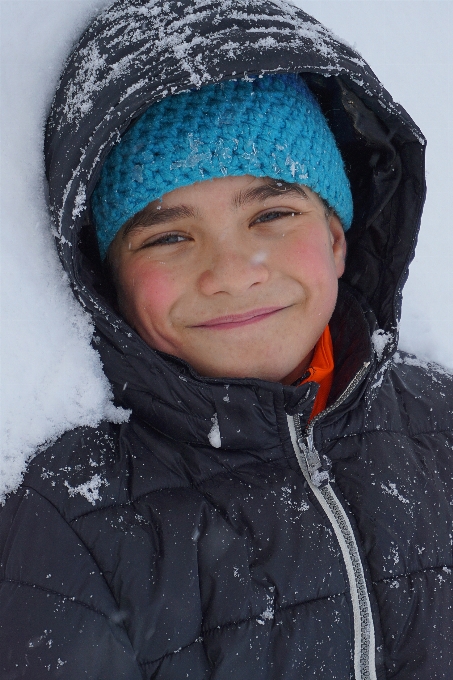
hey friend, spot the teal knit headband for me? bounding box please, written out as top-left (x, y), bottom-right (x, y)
top-left (92, 74), bottom-right (353, 260)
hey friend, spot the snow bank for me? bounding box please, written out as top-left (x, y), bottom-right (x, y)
top-left (0, 0), bottom-right (121, 501)
top-left (1, 0), bottom-right (452, 501)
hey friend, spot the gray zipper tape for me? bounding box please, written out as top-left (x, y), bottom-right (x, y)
top-left (287, 414), bottom-right (377, 680)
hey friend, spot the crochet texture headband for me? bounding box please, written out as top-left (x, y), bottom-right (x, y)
top-left (92, 74), bottom-right (353, 260)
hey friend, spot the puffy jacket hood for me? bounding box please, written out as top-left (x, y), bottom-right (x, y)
top-left (44, 0), bottom-right (426, 408)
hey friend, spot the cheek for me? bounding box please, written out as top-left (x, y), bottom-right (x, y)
top-left (119, 262), bottom-right (181, 328)
top-left (279, 237), bottom-right (336, 286)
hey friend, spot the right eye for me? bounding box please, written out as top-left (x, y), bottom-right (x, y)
top-left (142, 232), bottom-right (190, 248)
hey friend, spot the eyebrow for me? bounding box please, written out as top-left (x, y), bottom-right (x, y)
top-left (121, 180), bottom-right (308, 238)
top-left (122, 204), bottom-right (196, 238)
top-left (232, 180), bottom-right (308, 208)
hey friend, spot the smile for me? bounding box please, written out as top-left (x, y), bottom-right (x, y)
top-left (194, 306), bottom-right (287, 330)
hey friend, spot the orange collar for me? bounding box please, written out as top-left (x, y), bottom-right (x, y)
top-left (300, 325), bottom-right (334, 420)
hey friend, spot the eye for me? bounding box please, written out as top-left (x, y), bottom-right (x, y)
top-left (253, 210), bottom-right (301, 225)
top-left (142, 232), bottom-right (190, 248)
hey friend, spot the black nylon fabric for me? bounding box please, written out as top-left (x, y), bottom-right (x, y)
top-left (1, 1), bottom-right (453, 678)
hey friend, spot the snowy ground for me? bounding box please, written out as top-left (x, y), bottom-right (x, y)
top-left (1, 0), bottom-right (452, 501)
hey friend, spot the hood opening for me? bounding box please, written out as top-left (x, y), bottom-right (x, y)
top-left (44, 0), bottom-right (426, 396)
top-left (76, 70), bottom-right (421, 338)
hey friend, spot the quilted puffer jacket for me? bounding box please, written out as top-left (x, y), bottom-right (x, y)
top-left (1, 1), bottom-right (452, 679)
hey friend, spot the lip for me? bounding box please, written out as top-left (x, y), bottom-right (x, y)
top-left (194, 306), bottom-right (287, 330)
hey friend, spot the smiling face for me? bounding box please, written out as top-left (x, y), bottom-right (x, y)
top-left (108, 175), bottom-right (346, 383)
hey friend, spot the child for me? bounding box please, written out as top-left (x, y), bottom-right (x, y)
top-left (1, 1), bottom-right (452, 679)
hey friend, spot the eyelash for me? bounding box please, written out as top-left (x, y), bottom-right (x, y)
top-left (253, 209), bottom-right (300, 224)
top-left (143, 232), bottom-right (189, 248)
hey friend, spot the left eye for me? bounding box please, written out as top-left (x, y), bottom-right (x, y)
top-left (254, 210), bottom-right (297, 224)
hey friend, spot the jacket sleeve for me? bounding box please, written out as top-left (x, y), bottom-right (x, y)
top-left (0, 487), bottom-right (142, 680)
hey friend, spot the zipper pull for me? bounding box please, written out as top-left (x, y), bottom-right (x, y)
top-left (297, 430), bottom-right (330, 488)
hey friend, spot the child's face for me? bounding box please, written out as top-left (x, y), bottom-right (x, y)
top-left (109, 175), bottom-right (346, 383)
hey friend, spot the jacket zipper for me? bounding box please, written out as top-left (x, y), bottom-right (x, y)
top-left (287, 361), bottom-right (377, 680)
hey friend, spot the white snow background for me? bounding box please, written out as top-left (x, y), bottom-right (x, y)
top-left (1, 0), bottom-right (452, 501)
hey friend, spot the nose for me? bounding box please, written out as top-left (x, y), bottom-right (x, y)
top-left (197, 240), bottom-right (269, 296)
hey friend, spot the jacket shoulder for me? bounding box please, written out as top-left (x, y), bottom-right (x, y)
top-left (0, 421), bottom-right (142, 679)
top-left (345, 350), bottom-right (453, 439)
top-left (388, 350), bottom-right (453, 433)
top-left (18, 420), bottom-right (128, 519)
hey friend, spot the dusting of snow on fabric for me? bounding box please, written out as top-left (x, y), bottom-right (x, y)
top-left (372, 329), bottom-right (393, 361)
top-left (393, 352), bottom-right (453, 379)
top-left (365, 329), bottom-right (394, 397)
top-left (208, 413), bottom-right (221, 448)
top-left (369, 359), bottom-right (391, 393)
top-left (63, 44), bottom-right (107, 124)
top-left (256, 588), bottom-right (275, 625)
top-left (64, 473), bottom-right (109, 506)
top-left (381, 481), bottom-right (415, 518)
top-left (381, 482), bottom-right (410, 505)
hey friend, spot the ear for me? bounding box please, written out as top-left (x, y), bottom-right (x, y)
top-left (328, 214), bottom-right (347, 278)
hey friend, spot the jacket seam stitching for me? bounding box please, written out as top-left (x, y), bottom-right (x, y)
top-left (134, 394), bottom-right (212, 422)
top-left (203, 590), bottom-right (346, 636)
top-left (0, 490), bottom-right (29, 574)
top-left (325, 427), bottom-right (452, 442)
top-left (138, 638), bottom-right (202, 668)
top-left (373, 563), bottom-right (453, 584)
top-left (18, 485), bottom-right (137, 651)
top-left (192, 454), bottom-right (290, 492)
top-left (273, 391), bottom-right (295, 468)
top-left (67, 456), bottom-right (290, 522)
top-left (138, 591), bottom-right (346, 667)
top-left (0, 578), bottom-right (110, 619)
top-left (129, 382), bottom-right (284, 423)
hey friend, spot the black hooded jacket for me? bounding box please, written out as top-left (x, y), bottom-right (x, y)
top-left (1, 1), bottom-right (453, 678)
